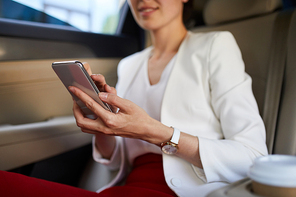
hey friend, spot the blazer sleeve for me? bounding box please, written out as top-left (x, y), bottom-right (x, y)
top-left (91, 56), bottom-right (131, 170)
top-left (91, 48), bottom-right (147, 171)
top-left (198, 32), bottom-right (268, 183)
top-left (92, 135), bottom-right (122, 170)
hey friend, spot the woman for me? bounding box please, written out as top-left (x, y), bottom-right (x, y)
top-left (0, 0), bottom-right (267, 196)
top-left (69, 0), bottom-right (268, 196)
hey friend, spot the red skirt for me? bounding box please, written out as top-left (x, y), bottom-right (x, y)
top-left (0, 153), bottom-right (177, 197)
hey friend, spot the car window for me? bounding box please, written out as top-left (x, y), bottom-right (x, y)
top-left (0, 0), bottom-right (126, 34)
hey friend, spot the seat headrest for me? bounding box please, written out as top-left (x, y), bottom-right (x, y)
top-left (203, 0), bottom-right (282, 25)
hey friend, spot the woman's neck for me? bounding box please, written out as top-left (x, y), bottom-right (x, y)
top-left (147, 23), bottom-right (187, 85)
top-left (150, 23), bottom-right (187, 59)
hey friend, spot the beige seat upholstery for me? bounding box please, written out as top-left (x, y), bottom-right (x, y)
top-left (203, 0), bottom-right (282, 25)
top-left (191, 0), bottom-right (296, 154)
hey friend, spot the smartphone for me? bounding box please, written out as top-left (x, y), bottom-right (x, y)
top-left (52, 60), bottom-right (113, 119)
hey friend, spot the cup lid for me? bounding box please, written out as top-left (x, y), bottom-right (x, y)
top-left (248, 155), bottom-right (296, 187)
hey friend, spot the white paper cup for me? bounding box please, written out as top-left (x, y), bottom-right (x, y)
top-left (249, 155), bottom-right (296, 197)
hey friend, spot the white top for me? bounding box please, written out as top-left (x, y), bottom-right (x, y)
top-left (124, 54), bottom-right (176, 164)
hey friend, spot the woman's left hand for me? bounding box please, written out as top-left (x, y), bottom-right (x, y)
top-left (69, 86), bottom-right (172, 145)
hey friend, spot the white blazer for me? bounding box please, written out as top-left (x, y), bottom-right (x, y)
top-left (93, 31), bottom-right (268, 197)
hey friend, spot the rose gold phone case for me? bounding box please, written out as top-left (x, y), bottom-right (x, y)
top-left (52, 60), bottom-right (112, 119)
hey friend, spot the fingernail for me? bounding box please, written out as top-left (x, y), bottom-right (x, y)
top-left (99, 92), bottom-right (108, 100)
top-left (69, 86), bottom-right (75, 93)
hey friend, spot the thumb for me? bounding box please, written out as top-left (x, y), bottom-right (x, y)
top-left (99, 92), bottom-right (130, 112)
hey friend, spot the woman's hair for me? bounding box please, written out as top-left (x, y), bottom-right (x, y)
top-left (183, 0), bottom-right (205, 28)
top-left (183, 0), bottom-right (193, 23)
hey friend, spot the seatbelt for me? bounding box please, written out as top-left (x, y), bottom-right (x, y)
top-left (263, 9), bottom-right (294, 154)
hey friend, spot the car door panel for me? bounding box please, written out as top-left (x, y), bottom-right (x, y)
top-left (0, 57), bottom-right (119, 171)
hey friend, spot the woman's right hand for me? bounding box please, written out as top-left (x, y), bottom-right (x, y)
top-left (91, 74), bottom-right (117, 95)
top-left (91, 74), bottom-right (117, 159)
top-left (91, 74), bottom-right (118, 113)
top-left (83, 62), bottom-right (117, 96)
top-left (77, 63), bottom-right (117, 159)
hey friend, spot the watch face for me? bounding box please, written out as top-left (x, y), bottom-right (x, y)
top-left (162, 144), bottom-right (178, 154)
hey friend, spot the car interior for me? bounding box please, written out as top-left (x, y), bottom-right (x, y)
top-left (0, 0), bottom-right (295, 196)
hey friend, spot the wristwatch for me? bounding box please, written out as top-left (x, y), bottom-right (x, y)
top-left (161, 127), bottom-right (181, 154)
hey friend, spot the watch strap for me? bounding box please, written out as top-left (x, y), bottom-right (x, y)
top-left (170, 127), bottom-right (180, 145)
